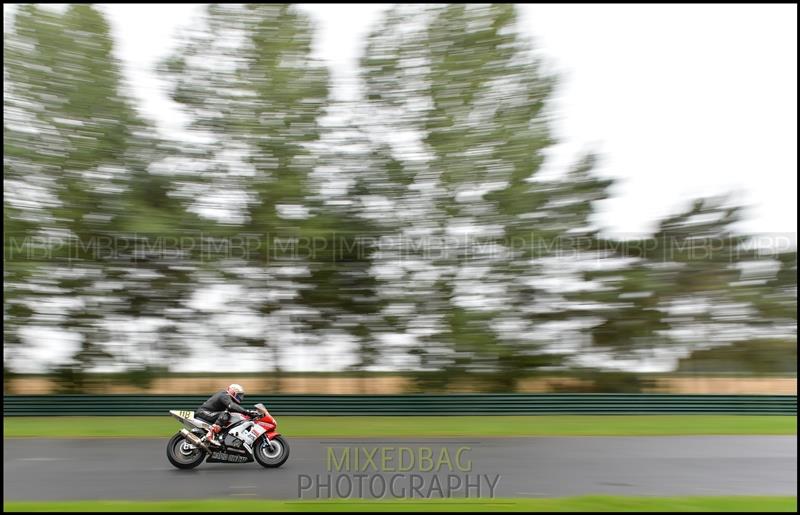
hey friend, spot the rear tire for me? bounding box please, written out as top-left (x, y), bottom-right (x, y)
top-left (166, 432), bottom-right (206, 469)
top-left (253, 435), bottom-right (289, 468)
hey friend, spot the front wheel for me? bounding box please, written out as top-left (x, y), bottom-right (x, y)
top-left (166, 432), bottom-right (206, 469)
top-left (254, 435), bottom-right (290, 468)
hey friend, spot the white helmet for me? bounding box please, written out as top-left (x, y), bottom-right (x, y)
top-left (227, 383), bottom-right (245, 403)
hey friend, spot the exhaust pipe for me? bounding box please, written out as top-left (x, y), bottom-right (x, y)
top-left (181, 428), bottom-right (209, 451)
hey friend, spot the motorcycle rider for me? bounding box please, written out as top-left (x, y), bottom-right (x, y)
top-left (196, 384), bottom-right (259, 446)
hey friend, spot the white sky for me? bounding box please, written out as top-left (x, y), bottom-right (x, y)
top-left (5, 4), bottom-right (797, 238)
top-left (94, 3), bottom-right (798, 241)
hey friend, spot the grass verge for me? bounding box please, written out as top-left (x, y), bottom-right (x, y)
top-left (4, 496), bottom-right (797, 512)
top-left (3, 415), bottom-right (796, 438)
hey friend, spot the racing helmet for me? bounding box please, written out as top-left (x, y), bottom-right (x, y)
top-left (227, 383), bottom-right (245, 403)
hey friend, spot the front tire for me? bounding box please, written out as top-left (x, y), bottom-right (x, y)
top-left (254, 435), bottom-right (289, 468)
top-left (166, 432), bottom-right (206, 469)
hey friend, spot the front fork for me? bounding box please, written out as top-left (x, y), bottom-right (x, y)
top-left (239, 435), bottom-right (273, 457)
top-left (262, 432), bottom-right (280, 452)
top-left (245, 429), bottom-right (278, 456)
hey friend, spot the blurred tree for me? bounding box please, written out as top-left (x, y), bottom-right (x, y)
top-left (4, 3), bottom-right (793, 389)
top-left (637, 198), bottom-right (769, 368)
top-left (573, 196), bottom-right (792, 374)
top-left (677, 338), bottom-right (796, 374)
top-left (4, 5), bottom-right (195, 388)
top-left (748, 249), bottom-right (797, 325)
top-left (159, 4), bottom-right (358, 372)
top-left (359, 4), bottom-right (614, 391)
top-left (4, 8), bottom-right (57, 379)
top-left (302, 103), bottom-right (388, 376)
top-left (5, 5), bottom-right (131, 386)
top-left (3, 130), bottom-right (40, 381)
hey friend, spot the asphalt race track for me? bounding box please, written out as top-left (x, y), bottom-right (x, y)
top-left (4, 436), bottom-right (796, 501)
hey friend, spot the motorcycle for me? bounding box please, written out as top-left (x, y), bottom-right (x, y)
top-left (166, 402), bottom-right (289, 469)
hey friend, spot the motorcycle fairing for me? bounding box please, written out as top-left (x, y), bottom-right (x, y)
top-left (206, 449), bottom-right (254, 464)
top-left (169, 410), bottom-right (211, 431)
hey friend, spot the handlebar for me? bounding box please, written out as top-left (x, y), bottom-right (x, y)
top-left (219, 408), bottom-right (261, 419)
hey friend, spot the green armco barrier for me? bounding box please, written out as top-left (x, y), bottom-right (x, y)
top-left (3, 394), bottom-right (796, 416)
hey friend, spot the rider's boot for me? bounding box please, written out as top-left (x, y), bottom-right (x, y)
top-left (203, 424), bottom-right (222, 446)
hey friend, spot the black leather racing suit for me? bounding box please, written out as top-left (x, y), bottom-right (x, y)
top-left (196, 390), bottom-right (248, 430)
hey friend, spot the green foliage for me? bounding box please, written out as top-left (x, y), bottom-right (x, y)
top-left (359, 5), bottom-right (615, 391)
top-left (550, 371), bottom-right (657, 394)
top-left (3, 4), bottom-right (795, 390)
top-left (677, 339), bottom-right (797, 374)
top-left (4, 5), bottom-right (196, 383)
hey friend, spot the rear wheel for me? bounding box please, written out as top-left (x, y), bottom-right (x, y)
top-left (166, 432), bottom-right (206, 469)
top-left (254, 435), bottom-right (289, 468)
